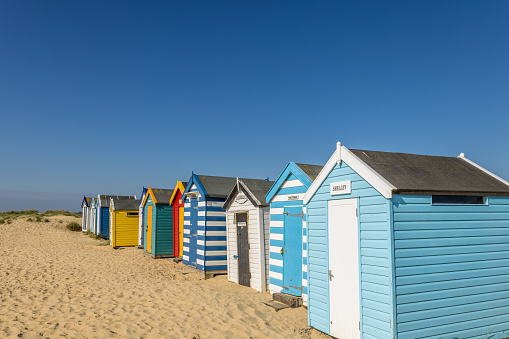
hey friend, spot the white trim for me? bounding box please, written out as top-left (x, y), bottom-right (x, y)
top-left (303, 143), bottom-right (396, 203)
top-left (258, 207), bottom-right (267, 292)
top-left (458, 154), bottom-right (509, 188)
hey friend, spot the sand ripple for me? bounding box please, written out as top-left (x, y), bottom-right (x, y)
top-left (0, 216), bottom-right (323, 339)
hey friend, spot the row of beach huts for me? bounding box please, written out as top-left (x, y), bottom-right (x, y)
top-left (80, 142), bottom-right (509, 339)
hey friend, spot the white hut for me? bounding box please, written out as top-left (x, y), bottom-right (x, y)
top-left (222, 178), bottom-right (274, 292)
top-left (81, 196), bottom-right (91, 232)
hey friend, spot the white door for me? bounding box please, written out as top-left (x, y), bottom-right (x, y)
top-left (328, 198), bottom-right (360, 339)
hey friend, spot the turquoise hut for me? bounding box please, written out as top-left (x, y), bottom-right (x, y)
top-left (303, 142), bottom-right (509, 339)
top-left (141, 187), bottom-right (174, 258)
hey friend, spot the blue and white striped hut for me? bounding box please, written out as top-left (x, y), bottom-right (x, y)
top-left (303, 142), bottom-right (509, 339)
top-left (265, 162), bottom-right (323, 306)
top-left (181, 174), bottom-right (241, 277)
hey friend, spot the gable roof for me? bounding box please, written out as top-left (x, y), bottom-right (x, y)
top-left (169, 181), bottom-right (188, 205)
top-left (82, 196), bottom-right (91, 208)
top-left (223, 178), bottom-right (275, 210)
top-left (142, 187), bottom-right (173, 206)
top-left (139, 187), bottom-right (148, 206)
top-left (111, 196), bottom-right (140, 211)
top-left (304, 142), bottom-right (509, 203)
top-left (295, 163), bottom-right (323, 181)
top-left (98, 195), bottom-right (135, 208)
top-left (182, 174), bottom-right (241, 200)
top-left (265, 162), bottom-right (324, 203)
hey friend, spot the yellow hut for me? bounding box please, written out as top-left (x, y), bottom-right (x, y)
top-left (110, 196), bottom-right (140, 248)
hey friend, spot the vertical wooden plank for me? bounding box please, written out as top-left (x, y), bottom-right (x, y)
top-left (237, 212), bottom-right (250, 287)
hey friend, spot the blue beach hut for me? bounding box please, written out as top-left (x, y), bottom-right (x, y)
top-left (265, 162), bottom-right (323, 306)
top-left (96, 195), bottom-right (135, 239)
top-left (303, 142), bottom-right (509, 339)
top-left (181, 174), bottom-right (241, 278)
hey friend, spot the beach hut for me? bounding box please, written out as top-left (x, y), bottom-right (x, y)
top-left (89, 197), bottom-right (98, 234)
top-left (138, 187), bottom-right (148, 249)
top-left (169, 181), bottom-right (187, 258)
top-left (141, 187), bottom-right (174, 258)
top-left (109, 196), bottom-right (140, 248)
top-left (223, 178), bottom-right (274, 292)
top-left (96, 195), bottom-right (134, 240)
top-left (265, 162), bottom-right (323, 306)
top-left (81, 196), bottom-right (91, 232)
top-left (182, 174), bottom-right (243, 277)
top-left (303, 142), bottom-right (509, 339)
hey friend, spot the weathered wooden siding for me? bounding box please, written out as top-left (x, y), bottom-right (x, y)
top-left (153, 205), bottom-right (173, 256)
top-left (225, 195), bottom-right (269, 292)
top-left (112, 211), bottom-right (139, 247)
top-left (307, 162), bottom-right (393, 337)
top-left (393, 195), bottom-right (509, 339)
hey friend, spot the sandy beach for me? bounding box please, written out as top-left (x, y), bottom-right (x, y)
top-left (0, 216), bottom-right (326, 339)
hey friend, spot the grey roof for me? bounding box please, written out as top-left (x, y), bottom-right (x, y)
top-left (196, 175), bottom-right (241, 199)
top-left (350, 149), bottom-right (509, 196)
top-left (223, 179), bottom-right (275, 209)
top-left (295, 163), bottom-right (323, 181)
top-left (149, 188), bottom-right (173, 204)
top-left (99, 195), bottom-right (135, 207)
top-left (111, 197), bottom-right (140, 211)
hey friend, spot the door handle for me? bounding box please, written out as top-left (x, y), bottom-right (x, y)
top-left (329, 269), bottom-right (334, 281)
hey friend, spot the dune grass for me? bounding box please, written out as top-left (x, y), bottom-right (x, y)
top-left (0, 209), bottom-right (81, 225)
top-left (66, 222), bottom-right (81, 232)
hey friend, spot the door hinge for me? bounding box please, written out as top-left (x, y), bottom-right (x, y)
top-left (290, 213), bottom-right (304, 218)
top-left (359, 321), bottom-right (360, 330)
top-left (283, 212), bottom-right (290, 215)
top-left (289, 285), bottom-right (303, 292)
top-left (356, 208), bottom-right (358, 217)
top-left (282, 285), bottom-right (289, 290)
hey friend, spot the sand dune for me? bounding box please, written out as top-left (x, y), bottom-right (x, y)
top-left (0, 216), bottom-right (327, 338)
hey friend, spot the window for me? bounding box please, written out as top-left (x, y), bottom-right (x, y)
top-left (432, 195), bottom-right (485, 205)
top-left (127, 212), bottom-right (139, 216)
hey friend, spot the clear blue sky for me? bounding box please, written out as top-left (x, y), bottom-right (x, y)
top-left (1, 1), bottom-right (509, 212)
